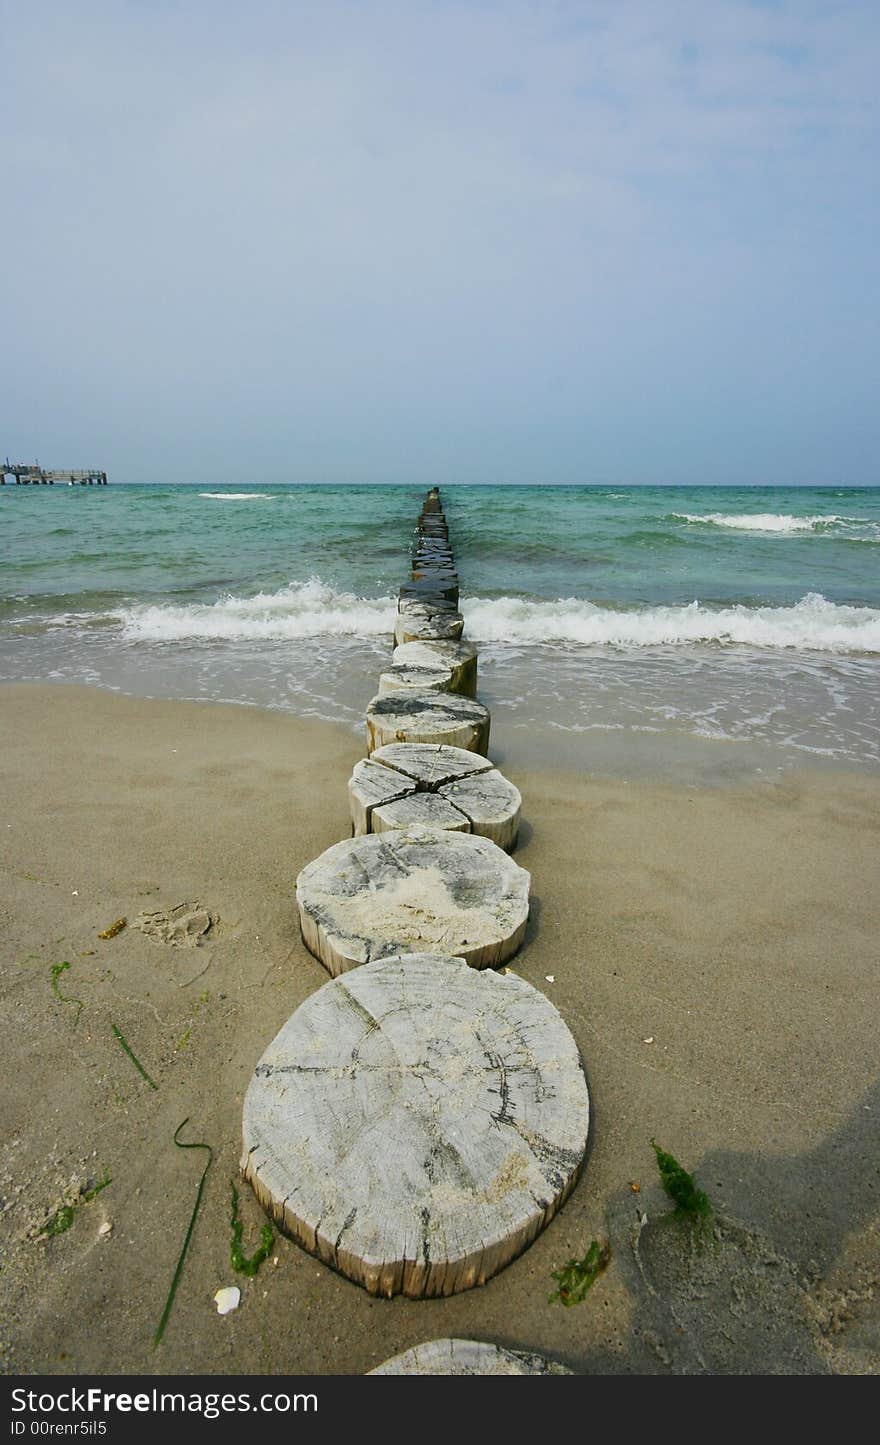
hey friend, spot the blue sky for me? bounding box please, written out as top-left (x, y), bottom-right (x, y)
top-left (1, 0), bottom-right (877, 484)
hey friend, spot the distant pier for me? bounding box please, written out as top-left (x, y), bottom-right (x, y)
top-left (2, 459), bottom-right (108, 485)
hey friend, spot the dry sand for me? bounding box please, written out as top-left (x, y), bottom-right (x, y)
top-left (1, 683), bottom-right (877, 1375)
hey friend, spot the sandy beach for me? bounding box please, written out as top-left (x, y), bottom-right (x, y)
top-left (1, 682), bottom-right (877, 1375)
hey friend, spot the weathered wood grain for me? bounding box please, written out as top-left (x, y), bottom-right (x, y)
top-left (366, 691), bottom-right (490, 755)
top-left (371, 792), bottom-right (470, 834)
top-left (369, 1339), bottom-right (572, 1375)
top-left (377, 663), bottom-right (454, 696)
top-left (348, 758), bottom-right (417, 836)
top-left (438, 770), bottom-right (522, 851)
top-left (398, 596), bottom-right (460, 618)
top-left (391, 640), bottom-right (477, 698)
top-left (370, 743), bottom-right (494, 789)
top-left (399, 578), bottom-right (459, 608)
top-left (242, 953), bottom-right (589, 1298)
top-left (350, 746), bottom-right (521, 848)
top-left (394, 612), bottom-right (465, 646)
top-left (349, 745), bottom-right (492, 834)
top-left (295, 826), bottom-right (529, 973)
top-left (412, 543), bottom-right (454, 564)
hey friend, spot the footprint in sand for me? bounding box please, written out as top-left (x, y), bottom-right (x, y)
top-left (131, 902), bottom-right (217, 948)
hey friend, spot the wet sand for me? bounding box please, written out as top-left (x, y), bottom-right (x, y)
top-left (1, 683), bottom-right (877, 1375)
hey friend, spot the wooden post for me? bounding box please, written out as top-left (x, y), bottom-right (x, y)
top-left (370, 1340), bottom-right (572, 1374)
top-left (242, 953), bottom-right (589, 1298)
top-left (295, 827), bottom-right (529, 973)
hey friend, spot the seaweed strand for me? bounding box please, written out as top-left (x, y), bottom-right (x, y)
top-left (111, 1022), bottom-right (159, 1090)
top-left (50, 961), bottom-right (84, 1026)
top-left (230, 1181), bottom-right (273, 1277)
top-left (154, 1119), bottom-right (213, 1347)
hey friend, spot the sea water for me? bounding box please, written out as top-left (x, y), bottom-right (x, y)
top-left (2, 483), bottom-right (878, 779)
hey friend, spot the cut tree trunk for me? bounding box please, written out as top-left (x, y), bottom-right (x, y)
top-left (366, 691), bottom-right (490, 755)
top-left (295, 826), bottom-right (529, 973)
top-left (349, 746), bottom-right (521, 849)
top-left (394, 612), bottom-right (465, 646)
top-left (241, 953), bottom-right (589, 1298)
top-left (348, 758), bottom-right (417, 836)
top-left (369, 743), bottom-right (494, 789)
top-left (398, 596), bottom-right (460, 617)
top-left (391, 640), bottom-right (477, 698)
top-left (399, 578), bottom-right (459, 608)
top-left (371, 792), bottom-right (470, 834)
top-left (377, 664), bottom-right (454, 696)
top-left (438, 771), bottom-right (522, 851)
top-left (369, 1340), bottom-right (572, 1375)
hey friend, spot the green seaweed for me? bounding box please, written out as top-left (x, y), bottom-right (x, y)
top-left (651, 1139), bottom-right (713, 1229)
top-left (111, 1022), bottom-right (159, 1090)
top-left (40, 1173), bottom-right (111, 1238)
top-left (82, 1172), bottom-right (112, 1203)
top-left (549, 1239), bottom-right (611, 1306)
top-left (41, 1204), bottom-right (77, 1238)
top-left (50, 961), bottom-right (84, 1025)
top-left (230, 1182), bottom-right (273, 1277)
top-left (154, 1120), bottom-right (213, 1347)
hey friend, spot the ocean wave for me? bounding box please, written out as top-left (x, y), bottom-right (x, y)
top-left (198, 492), bottom-right (275, 501)
top-left (115, 583), bottom-right (880, 651)
top-left (118, 578), bottom-right (395, 641)
top-left (463, 592), bottom-right (880, 653)
top-left (672, 511), bottom-right (874, 535)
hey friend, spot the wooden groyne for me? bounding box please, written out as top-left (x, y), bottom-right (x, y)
top-left (2, 459), bottom-right (108, 485)
top-left (240, 489), bottom-right (590, 1325)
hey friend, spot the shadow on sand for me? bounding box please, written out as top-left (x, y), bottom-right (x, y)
top-left (501, 1078), bottom-right (879, 1374)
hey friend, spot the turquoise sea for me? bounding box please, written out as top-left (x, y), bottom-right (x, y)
top-left (2, 483), bottom-right (879, 778)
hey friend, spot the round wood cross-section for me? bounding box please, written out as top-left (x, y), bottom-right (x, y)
top-left (437, 770), bottom-right (522, 851)
top-left (390, 640), bottom-right (478, 698)
top-left (371, 791), bottom-right (470, 835)
top-left (394, 613), bottom-right (465, 646)
top-left (366, 691), bottom-right (490, 756)
top-left (377, 663), bottom-right (454, 696)
top-left (296, 826), bottom-right (529, 973)
top-left (369, 1339), bottom-right (572, 1374)
top-left (350, 747), bottom-right (521, 850)
top-left (242, 953), bottom-right (590, 1298)
top-left (371, 743), bottom-right (494, 788)
top-left (348, 758), bottom-right (416, 836)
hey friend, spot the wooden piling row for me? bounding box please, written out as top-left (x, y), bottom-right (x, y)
top-left (241, 488), bottom-right (590, 1313)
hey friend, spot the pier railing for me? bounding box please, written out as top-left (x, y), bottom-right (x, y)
top-left (2, 460), bottom-right (108, 484)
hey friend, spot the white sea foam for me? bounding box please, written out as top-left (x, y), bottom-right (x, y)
top-left (463, 592), bottom-right (880, 653)
top-left (198, 492), bottom-right (275, 500)
top-left (116, 581), bottom-right (880, 653)
top-left (673, 511), bottom-right (873, 535)
top-left (119, 578), bottom-right (395, 641)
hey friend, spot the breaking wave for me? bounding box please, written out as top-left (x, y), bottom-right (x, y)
top-left (464, 592), bottom-right (880, 653)
top-left (672, 511), bottom-right (875, 536)
top-left (116, 581), bottom-right (880, 654)
top-left (119, 578), bottom-right (395, 640)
